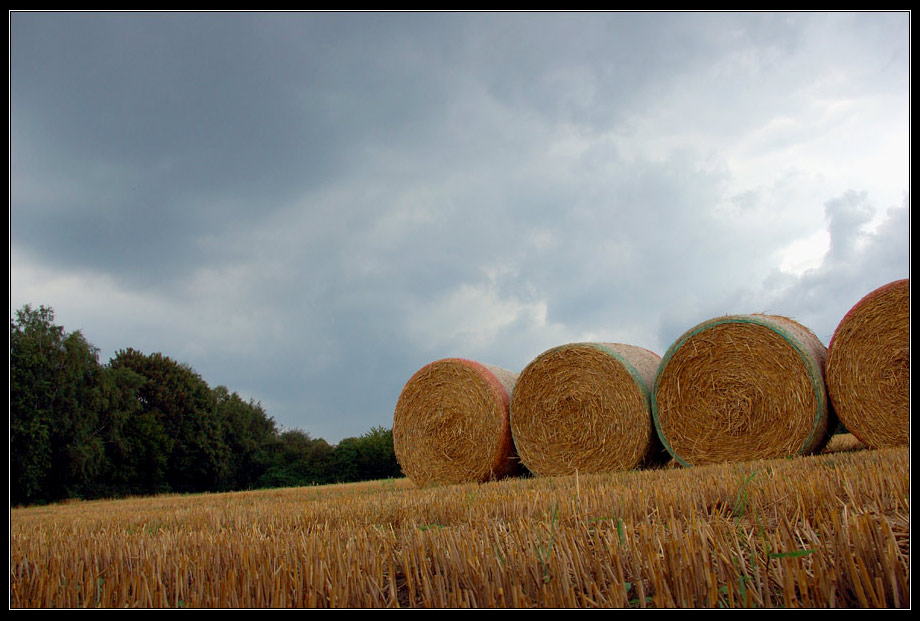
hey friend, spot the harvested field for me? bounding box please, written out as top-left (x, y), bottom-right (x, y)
top-left (653, 315), bottom-right (834, 467)
top-left (10, 444), bottom-right (908, 608)
top-left (393, 358), bottom-right (521, 486)
top-left (826, 279), bottom-right (910, 449)
top-left (511, 343), bottom-right (667, 476)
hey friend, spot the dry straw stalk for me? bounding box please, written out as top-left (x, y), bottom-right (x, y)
top-left (652, 315), bottom-right (833, 467)
top-left (826, 279), bottom-right (910, 449)
top-left (393, 358), bottom-right (520, 486)
top-left (10, 445), bottom-right (909, 608)
top-left (511, 343), bottom-right (667, 476)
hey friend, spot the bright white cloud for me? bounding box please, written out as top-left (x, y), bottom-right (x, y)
top-left (778, 230), bottom-right (831, 276)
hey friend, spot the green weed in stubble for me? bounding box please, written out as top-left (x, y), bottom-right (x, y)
top-left (536, 502), bottom-right (559, 584)
top-left (732, 470), bottom-right (758, 519)
top-left (727, 468), bottom-right (815, 606)
top-left (587, 515), bottom-right (626, 545)
top-left (768, 549), bottom-right (814, 559)
top-left (625, 582), bottom-right (652, 607)
top-left (728, 469), bottom-right (759, 608)
top-left (418, 523), bottom-right (446, 531)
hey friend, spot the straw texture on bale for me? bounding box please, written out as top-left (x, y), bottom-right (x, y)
top-left (510, 343), bottom-right (667, 476)
top-left (652, 315), bottom-right (833, 467)
top-left (826, 279), bottom-right (910, 448)
top-left (393, 358), bottom-right (521, 486)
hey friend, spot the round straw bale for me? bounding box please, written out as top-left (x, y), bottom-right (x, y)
top-left (826, 279), bottom-right (909, 448)
top-left (652, 315), bottom-right (833, 467)
top-left (510, 343), bottom-right (668, 476)
top-left (393, 358), bottom-right (521, 486)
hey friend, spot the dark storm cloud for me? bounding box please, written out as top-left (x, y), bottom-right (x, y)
top-left (11, 13), bottom-right (467, 287)
top-left (6, 12), bottom-right (841, 288)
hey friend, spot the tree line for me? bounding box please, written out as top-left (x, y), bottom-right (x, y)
top-left (10, 305), bottom-right (402, 506)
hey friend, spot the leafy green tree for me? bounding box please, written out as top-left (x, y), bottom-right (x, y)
top-left (331, 436), bottom-right (361, 483)
top-left (109, 349), bottom-right (229, 493)
top-left (258, 429), bottom-right (335, 488)
top-left (330, 427), bottom-right (402, 483)
top-left (10, 305), bottom-right (58, 504)
top-left (92, 363), bottom-right (171, 497)
top-left (303, 437), bottom-right (336, 484)
top-left (354, 426), bottom-right (402, 481)
top-left (10, 305), bottom-right (106, 504)
top-left (50, 330), bottom-right (107, 496)
top-left (11, 304), bottom-right (406, 504)
top-left (214, 386), bottom-right (277, 490)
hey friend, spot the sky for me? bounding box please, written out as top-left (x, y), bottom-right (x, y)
top-left (10, 12), bottom-right (910, 444)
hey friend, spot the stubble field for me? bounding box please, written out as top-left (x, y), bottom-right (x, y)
top-left (10, 435), bottom-right (909, 608)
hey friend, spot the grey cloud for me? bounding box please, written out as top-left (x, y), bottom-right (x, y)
top-left (12, 13), bottom-right (466, 289)
top-left (6, 12), bottom-right (854, 290)
top-left (11, 12), bottom-right (909, 443)
top-left (824, 191), bottom-right (877, 266)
